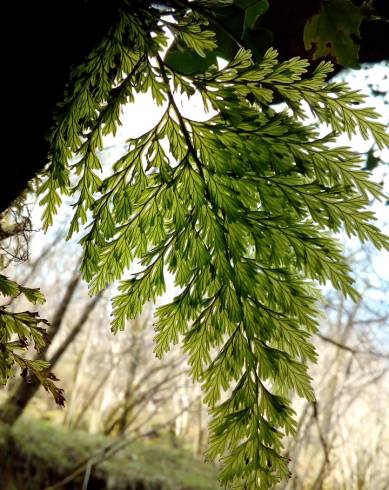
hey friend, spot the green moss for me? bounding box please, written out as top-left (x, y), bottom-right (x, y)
top-left (0, 419), bottom-right (220, 490)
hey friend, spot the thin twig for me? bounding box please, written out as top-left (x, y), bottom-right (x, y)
top-left (317, 333), bottom-right (389, 359)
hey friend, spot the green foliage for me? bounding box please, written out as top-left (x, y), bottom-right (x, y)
top-left (303, 0), bottom-right (362, 68)
top-left (37, 2), bottom-right (389, 489)
top-left (165, 0), bottom-right (271, 74)
top-left (0, 275), bottom-right (64, 406)
top-left (239, 0), bottom-right (269, 33)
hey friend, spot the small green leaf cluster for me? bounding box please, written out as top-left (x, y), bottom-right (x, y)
top-left (0, 275), bottom-right (65, 406)
top-left (38, 3), bottom-right (389, 488)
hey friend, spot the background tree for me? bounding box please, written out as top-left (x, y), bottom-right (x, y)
top-left (2, 205), bottom-right (387, 489)
top-left (0, 262), bottom-right (105, 425)
top-left (276, 243), bottom-right (389, 490)
top-left (0, 201), bottom-right (65, 407)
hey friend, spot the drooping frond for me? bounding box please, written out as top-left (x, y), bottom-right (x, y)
top-left (38, 4), bottom-right (389, 488)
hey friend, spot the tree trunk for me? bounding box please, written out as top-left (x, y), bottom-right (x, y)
top-left (0, 290), bottom-right (103, 425)
top-left (0, 271), bottom-right (86, 425)
top-left (1, 1), bottom-right (121, 214)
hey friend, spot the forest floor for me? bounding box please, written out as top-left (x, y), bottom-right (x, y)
top-left (0, 419), bottom-right (220, 490)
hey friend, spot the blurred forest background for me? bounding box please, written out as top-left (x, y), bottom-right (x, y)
top-left (0, 65), bottom-right (388, 490)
